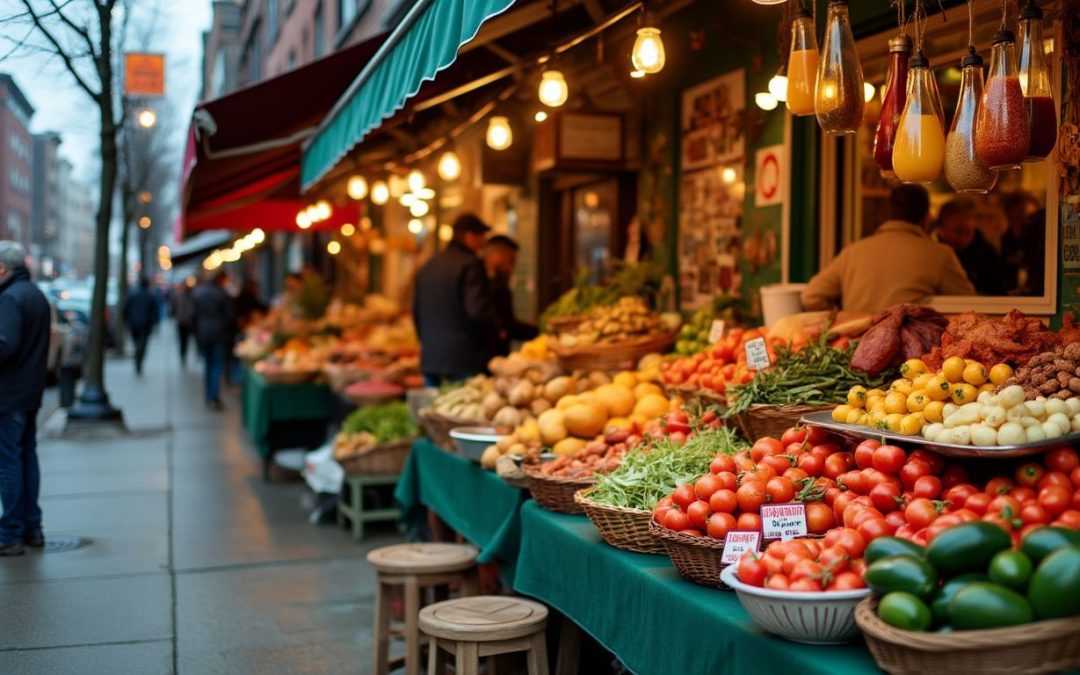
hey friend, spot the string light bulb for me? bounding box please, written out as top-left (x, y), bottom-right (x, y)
top-left (755, 92), bottom-right (779, 111)
top-left (863, 81), bottom-right (877, 103)
top-left (371, 181), bottom-right (389, 205)
top-left (410, 200), bottom-right (430, 217)
top-left (315, 200), bottom-right (331, 220)
top-left (486, 116), bottom-right (513, 150)
top-left (347, 175), bottom-right (368, 200)
top-left (437, 150), bottom-right (462, 181)
top-left (538, 69), bottom-right (569, 107)
top-left (407, 169), bottom-right (426, 192)
top-left (296, 211), bottom-right (312, 229)
top-left (631, 14), bottom-right (666, 74)
top-left (327, 241), bottom-right (341, 255)
top-left (341, 223), bottom-right (355, 237)
top-left (768, 68), bottom-right (788, 102)
top-left (630, 69), bottom-right (646, 79)
top-left (407, 218), bottom-right (424, 234)
top-left (534, 110), bottom-right (548, 122)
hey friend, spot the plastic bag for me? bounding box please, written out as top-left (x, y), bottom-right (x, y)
top-left (303, 443), bottom-right (344, 494)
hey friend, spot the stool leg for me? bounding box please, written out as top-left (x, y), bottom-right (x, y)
top-left (526, 631), bottom-right (549, 675)
top-left (373, 580), bottom-right (391, 675)
top-left (427, 636), bottom-right (446, 675)
top-left (460, 569), bottom-right (480, 597)
top-left (455, 642), bottom-right (479, 675)
top-left (404, 577), bottom-right (422, 675)
top-left (353, 480), bottom-right (365, 541)
top-left (555, 617), bottom-right (581, 675)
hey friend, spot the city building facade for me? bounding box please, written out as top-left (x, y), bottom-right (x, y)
top-left (0, 73), bottom-right (34, 250)
top-left (31, 131), bottom-right (62, 266)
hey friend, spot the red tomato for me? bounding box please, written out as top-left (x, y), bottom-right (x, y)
top-left (911, 528), bottom-right (931, 547)
top-left (894, 523), bottom-right (916, 540)
top-left (781, 549), bottom-right (814, 575)
top-left (686, 500), bottom-right (711, 530)
top-left (804, 426), bottom-right (831, 445)
top-left (873, 445), bottom-right (907, 474)
top-left (710, 454), bottom-right (736, 474)
top-left (1074, 488), bottom-right (1080, 511)
top-left (783, 467), bottom-right (810, 483)
top-left (1058, 510), bottom-right (1080, 529)
top-left (797, 453), bottom-right (824, 477)
top-left (1046, 448), bottom-right (1080, 475)
top-left (762, 454), bottom-right (794, 474)
top-left (806, 502), bottom-right (837, 534)
top-left (789, 577), bottom-right (824, 592)
top-left (1015, 462), bottom-right (1046, 488)
top-left (964, 492), bottom-right (992, 515)
top-left (982, 513), bottom-right (1016, 534)
top-left (828, 571), bottom-right (866, 591)
top-left (762, 553), bottom-right (785, 576)
top-left (858, 517), bottom-right (894, 542)
top-left (824, 452), bottom-right (856, 479)
top-left (790, 559), bottom-right (824, 581)
top-left (744, 465), bottom-right (776, 485)
top-left (847, 506), bottom-right (885, 530)
top-left (913, 476), bottom-right (943, 500)
top-left (1039, 485), bottom-right (1072, 516)
top-left (663, 508), bottom-right (691, 531)
top-left (817, 545), bottom-right (850, 574)
top-left (926, 514), bottom-right (963, 541)
top-left (1010, 486), bottom-right (1038, 504)
top-left (706, 512), bottom-right (737, 539)
top-left (909, 450), bottom-right (946, 474)
top-left (784, 442), bottom-right (807, 458)
top-left (832, 491), bottom-right (857, 522)
top-left (1020, 502), bottom-right (1051, 525)
top-left (716, 471), bottom-right (738, 491)
top-left (809, 443), bottom-right (840, 461)
top-left (989, 495), bottom-right (1022, 518)
top-left (885, 509), bottom-right (908, 530)
top-left (709, 489), bottom-right (737, 514)
top-left (780, 426), bottom-right (809, 447)
top-left (940, 464), bottom-right (970, 489)
top-left (694, 474), bottom-right (724, 501)
top-left (733, 452), bottom-right (756, 472)
top-left (751, 437), bottom-right (784, 462)
top-left (1071, 467), bottom-right (1080, 489)
top-left (1038, 471), bottom-right (1073, 491)
top-left (765, 574), bottom-right (791, 590)
top-left (985, 477), bottom-right (1015, 496)
top-left (899, 460), bottom-right (933, 490)
top-left (870, 482), bottom-right (902, 513)
top-left (944, 483), bottom-right (978, 509)
top-left (737, 513), bottom-right (762, 531)
top-left (822, 527), bottom-right (866, 558)
top-left (680, 529), bottom-right (703, 537)
top-left (905, 498), bottom-right (939, 529)
top-left (655, 496), bottom-right (674, 509)
top-left (837, 471), bottom-right (869, 495)
top-left (672, 484), bottom-right (697, 509)
top-left (952, 508), bottom-right (980, 523)
top-left (736, 481), bottom-right (767, 513)
top-left (738, 555), bottom-right (767, 586)
top-left (766, 477), bottom-right (795, 504)
top-left (854, 440), bottom-right (881, 469)
top-left (864, 469), bottom-right (900, 491)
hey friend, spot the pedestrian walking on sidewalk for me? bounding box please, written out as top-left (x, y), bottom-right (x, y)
top-left (170, 282), bottom-right (195, 367)
top-left (192, 272), bottom-right (234, 410)
top-left (123, 277), bottom-right (159, 376)
top-left (0, 241), bottom-right (49, 556)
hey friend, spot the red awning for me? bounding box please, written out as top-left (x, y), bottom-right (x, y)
top-left (178, 34), bottom-right (386, 238)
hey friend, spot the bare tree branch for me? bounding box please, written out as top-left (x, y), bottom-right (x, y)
top-left (44, 0), bottom-right (98, 60)
top-left (14, 0), bottom-right (100, 100)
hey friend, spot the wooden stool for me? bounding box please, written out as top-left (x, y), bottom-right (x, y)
top-left (337, 473), bottom-right (399, 541)
top-left (419, 595), bottom-right (549, 675)
top-left (368, 543), bottom-right (480, 675)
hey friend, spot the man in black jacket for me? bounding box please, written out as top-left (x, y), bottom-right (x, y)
top-left (0, 242), bottom-right (49, 556)
top-left (483, 235), bottom-right (538, 356)
top-left (123, 277), bottom-right (159, 376)
top-left (413, 214), bottom-right (498, 385)
top-left (191, 272), bottom-right (234, 410)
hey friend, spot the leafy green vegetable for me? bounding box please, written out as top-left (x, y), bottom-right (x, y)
top-left (341, 401), bottom-right (417, 443)
top-left (588, 426), bottom-right (747, 510)
top-left (540, 260), bottom-right (664, 329)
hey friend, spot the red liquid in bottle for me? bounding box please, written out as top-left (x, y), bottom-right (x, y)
top-left (975, 75), bottom-right (1030, 169)
top-left (1026, 96), bottom-right (1057, 159)
top-left (873, 41), bottom-right (910, 177)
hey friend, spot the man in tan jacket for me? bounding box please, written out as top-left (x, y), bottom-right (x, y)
top-left (801, 185), bottom-right (975, 315)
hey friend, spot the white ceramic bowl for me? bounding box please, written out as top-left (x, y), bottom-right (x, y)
top-left (720, 564), bottom-right (870, 644)
top-left (449, 426), bottom-right (502, 463)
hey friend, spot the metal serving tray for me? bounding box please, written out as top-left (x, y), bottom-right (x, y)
top-left (800, 411), bottom-right (1080, 459)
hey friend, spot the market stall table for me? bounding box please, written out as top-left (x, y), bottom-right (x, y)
top-left (513, 501), bottom-right (879, 675)
top-left (241, 368), bottom-right (333, 479)
top-left (395, 439), bottom-right (526, 580)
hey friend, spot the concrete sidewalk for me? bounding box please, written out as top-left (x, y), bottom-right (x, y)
top-left (0, 331), bottom-right (403, 674)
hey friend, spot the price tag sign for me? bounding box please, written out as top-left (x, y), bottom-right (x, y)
top-left (708, 320), bottom-right (726, 344)
top-left (721, 530), bottom-right (762, 565)
top-left (744, 336), bottom-right (771, 370)
top-left (760, 503), bottom-right (808, 540)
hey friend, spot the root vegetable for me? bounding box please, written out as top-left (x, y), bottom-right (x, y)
top-left (997, 422), bottom-right (1026, 445)
top-left (1048, 412), bottom-right (1072, 435)
top-left (1042, 421), bottom-right (1064, 439)
top-left (1026, 425), bottom-right (1047, 443)
top-left (971, 425), bottom-right (998, 446)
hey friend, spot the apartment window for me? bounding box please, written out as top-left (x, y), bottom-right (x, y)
top-left (267, 0), bottom-right (280, 43)
top-left (313, 0), bottom-right (325, 58)
top-left (6, 211), bottom-right (23, 239)
top-left (9, 167), bottom-right (28, 193)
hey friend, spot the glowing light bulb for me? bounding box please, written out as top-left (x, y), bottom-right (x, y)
top-left (534, 110), bottom-right (548, 122)
top-left (347, 175), bottom-right (368, 200)
top-left (359, 217), bottom-right (373, 230)
top-left (296, 211), bottom-right (312, 229)
top-left (414, 187), bottom-right (435, 200)
top-left (438, 224), bottom-right (453, 242)
top-left (487, 116), bottom-right (512, 150)
top-left (437, 151), bottom-right (461, 181)
top-left (371, 181), bottom-right (389, 205)
top-left (407, 218), bottom-right (424, 234)
top-left (341, 223), bottom-right (355, 237)
top-left (327, 241), bottom-right (341, 255)
top-left (721, 167), bottom-right (737, 184)
top-left (630, 69), bottom-right (646, 79)
top-left (138, 216), bottom-right (152, 229)
top-left (389, 175), bottom-right (407, 198)
top-left (410, 200), bottom-right (430, 217)
top-left (768, 73), bottom-right (789, 102)
top-left (631, 25), bottom-right (666, 74)
top-left (407, 169), bottom-right (426, 192)
top-left (252, 228), bottom-right (265, 243)
top-left (863, 81), bottom-right (876, 103)
top-left (399, 193), bottom-right (417, 208)
top-left (538, 69), bottom-right (569, 107)
top-left (136, 108), bottom-right (157, 128)
top-left (755, 92), bottom-right (778, 111)
top-left (315, 200), bottom-right (331, 221)
top-left (305, 205), bottom-right (319, 222)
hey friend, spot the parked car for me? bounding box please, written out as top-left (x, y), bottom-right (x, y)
top-left (45, 300), bottom-right (87, 382)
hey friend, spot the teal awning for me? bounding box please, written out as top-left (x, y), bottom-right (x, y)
top-left (301, 0), bottom-right (517, 190)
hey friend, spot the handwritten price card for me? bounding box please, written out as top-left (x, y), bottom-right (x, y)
top-left (760, 503), bottom-right (808, 540)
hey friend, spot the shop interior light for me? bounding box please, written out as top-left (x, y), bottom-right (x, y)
top-left (157, 245), bottom-right (170, 257)
top-left (407, 169), bottom-right (426, 192)
top-left (414, 187), bottom-right (435, 200)
top-left (438, 224), bottom-right (453, 242)
top-left (863, 80), bottom-right (877, 103)
top-left (721, 167), bottom-right (738, 184)
top-left (410, 200), bottom-right (431, 217)
top-left (138, 216), bottom-right (152, 229)
top-left (538, 69), bottom-right (569, 107)
top-left (486, 116), bottom-right (513, 150)
top-left (341, 223), bottom-right (356, 237)
top-left (315, 200), bottom-right (331, 220)
top-left (399, 193), bottom-right (417, 208)
top-left (369, 238), bottom-right (386, 254)
top-left (347, 175), bottom-right (368, 200)
top-left (751, 0), bottom-right (787, 4)
top-left (252, 228), bottom-right (266, 243)
top-left (534, 110), bottom-right (549, 122)
top-left (296, 211), bottom-right (312, 229)
top-left (327, 240), bottom-right (342, 255)
top-left (138, 190), bottom-right (152, 204)
top-left (755, 91), bottom-right (779, 110)
top-left (389, 175), bottom-right (408, 198)
top-left (407, 218), bottom-right (424, 234)
top-left (360, 216), bottom-right (373, 230)
top-left (631, 16), bottom-right (666, 74)
top-left (768, 69), bottom-right (788, 102)
top-left (437, 151), bottom-right (462, 181)
top-left (371, 181), bottom-right (389, 205)
top-left (630, 69), bottom-right (647, 79)
top-left (136, 107), bottom-right (157, 128)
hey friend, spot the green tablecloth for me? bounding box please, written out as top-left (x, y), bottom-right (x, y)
top-left (241, 369), bottom-right (333, 458)
top-left (512, 501), bottom-right (879, 675)
top-left (394, 439), bottom-right (525, 577)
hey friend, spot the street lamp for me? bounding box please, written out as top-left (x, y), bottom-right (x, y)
top-left (138, 216), bottom-right (151, 229)
top-left (136, 107), bottom-right (157, 129)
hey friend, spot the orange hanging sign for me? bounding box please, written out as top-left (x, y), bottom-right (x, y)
top-left (124, 53), bottom-right (165, 97)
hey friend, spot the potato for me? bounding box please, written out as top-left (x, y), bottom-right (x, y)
top-left (923, 423), bottom-right (944, 442)
top-left (1067, 398), bottom-right (1080, 416)
top-left (530, 398), bottom-right (553, 416)
top-left (1042, 421), bottom-right (1064, 439)
top-left (508, 381), bottom-right (535, 407)
top-left (982, 405), bottom-right (1007, 428)
top-left (1047, 412), bottom-right (1072, 435)
top-left (1025, 399), bottom-right (1047, 418)
top-left (1045, 398), bottom-right (1070, 416)
top-left (997, 422), bottom-right (1026, 445)
top-left (1025, 425), bottom-right (1047, 443)
top-left (999, 385), bottom-right (1026, 408)
top-left (493, 406), bottom-right (523, 430)
top-left (950, 426), bottom-right (972, 445)
top-left (970, 424), bottom-right (998, 447)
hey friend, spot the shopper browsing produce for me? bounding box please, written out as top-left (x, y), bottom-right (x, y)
top-left (483, 234), bottom-right (538, 357)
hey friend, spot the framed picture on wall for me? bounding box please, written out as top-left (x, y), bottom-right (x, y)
top-left (680, 69), bottom-right (746, 171)
top-left (677, 165), bottom-right (745, 309)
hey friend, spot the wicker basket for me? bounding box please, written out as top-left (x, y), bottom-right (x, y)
top-left (419, 409), bottom-right (485, 450)
top-left (665, 383), bottom-right (728, 410)
top-left (648, 518), bottom-right (728, 588)
top-left (523, 464), bottom-right (595, 514)
top-left (551, 331), bottom-right (677, 374)
top-left (323, 363), bottom-right (371, 392)
top-left (336, 439), bottom-right (413, 475)
top-left (257, 368), bottom-right (319, 385)
top-left (731, 403), bottom-right (834, 440)
top-left (855, 597), bottom-right (1080, 675)
top-left (575, 488), bottom-right (664, 554)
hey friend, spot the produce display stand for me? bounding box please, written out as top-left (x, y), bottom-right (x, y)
top-left (512, 502), bottom-right (879, 675)
top-left (394, 439), bottom-right (527, 579)
top-left (241, 367), bottom-right (333, 480)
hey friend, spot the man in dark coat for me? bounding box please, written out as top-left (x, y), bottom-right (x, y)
top-left (191, 272), bottom-right (234, 410)
top-left (935, 198), bottom-right (1007, 296)
top-left (483, 235), bottom-right (538, 357)
top-left (413, 214), bottom-right (498, 385)
top-left (0, 242), bottom-right (50, 556)
top-left (123, 277), bottom-right (159, 376)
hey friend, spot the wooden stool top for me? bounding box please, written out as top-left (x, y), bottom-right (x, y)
top-left (367, 542), bottom-right (479, 575)
top-left (419, 596), bottom-right (548, 642)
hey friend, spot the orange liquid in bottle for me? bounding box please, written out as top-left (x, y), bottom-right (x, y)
top-left (787, 49), bottom-right (819, 116)
top-left (892, 114), bottom-right (946, 183)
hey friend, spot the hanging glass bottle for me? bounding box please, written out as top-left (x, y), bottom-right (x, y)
top-left (872, 35), bottom-right (912, 178)
top-left (815, 0), bottom-right (865, 134)
top-left (1017, 0), bottom-right (1056, 161)
top-left (892, 51), bottom-right (946, 184)
top-left (786, 3), bottom-right (818, 116)
top-left (975, 30), bottom-right (1030, 170)
top-left (945, 47), bottom-right (998, 193)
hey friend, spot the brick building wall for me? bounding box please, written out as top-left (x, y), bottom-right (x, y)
top-left (0, 73), bottom-right (34, 250)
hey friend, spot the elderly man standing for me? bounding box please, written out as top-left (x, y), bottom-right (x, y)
top-left (0, 242), bottom-right (50, 556)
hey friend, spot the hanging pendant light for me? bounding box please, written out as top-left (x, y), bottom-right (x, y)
top-left (768, 66), bottom-right (788, 102)
top-left (892, 50), bottom-right (947, 184)
top-left (945, 47), bottom-right (998, 193)
top-left (786, 2), bottom-right (818, 116)
top-left (975, 30), bottom-right (1031, 170)
top-left (347, 175), bottom-right (368, 200)
top-left (1017, 0), bottom-right (1056, 161)
top-left (815, 0), bottom-right (866, 134)
top-left (538, 69), bottom-right (569, 107)
top-left (487, 116), bottom-right (513, 150)
top-left (631, 12), bottom-right (666, 74)
top-left (751, 0), bottom-right (786, 4)
top-left (872, 35), bottom-right (912, 178)
top-left (407, 169), bottom-right (426, 192)
top-left (755, 92), bottom-right (779, 111)
top-left (370, 180), bottom-right (389, 205)
top-left (437, 150), bottom-right (462, 181)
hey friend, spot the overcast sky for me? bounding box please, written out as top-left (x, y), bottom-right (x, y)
top-left (0, 1), bottom-right (212, 185)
